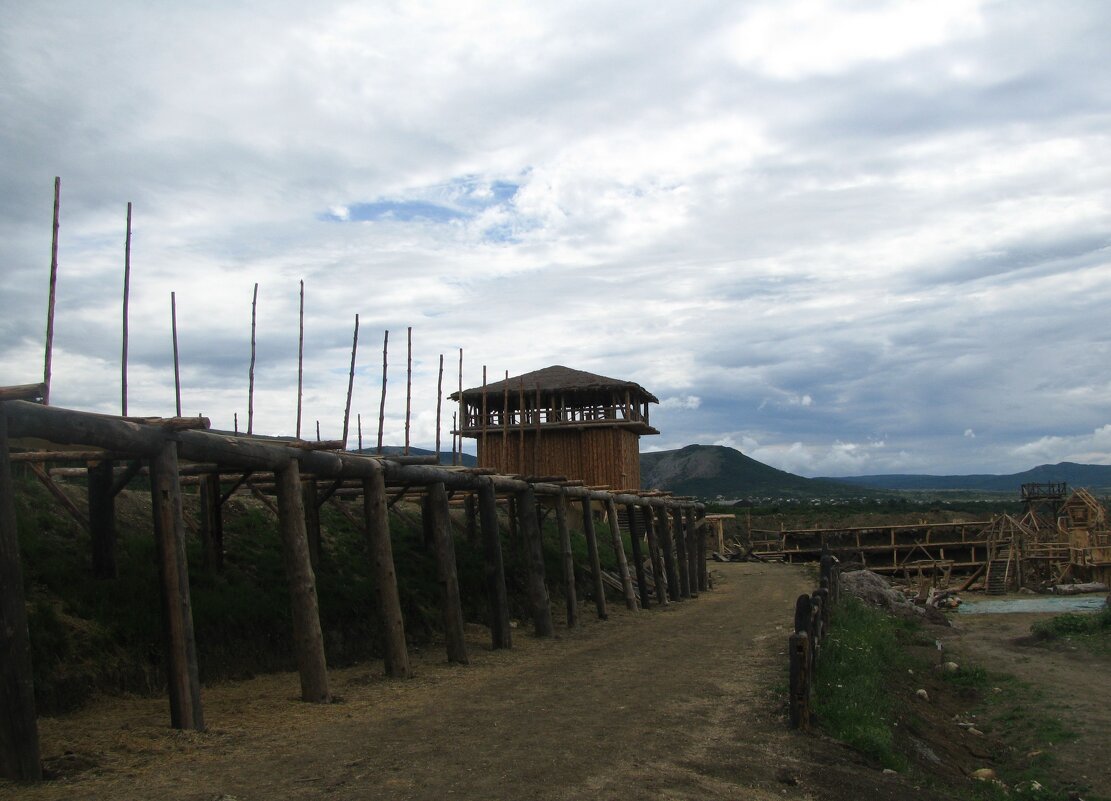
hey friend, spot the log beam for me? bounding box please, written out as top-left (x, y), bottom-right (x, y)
top-left (478, 480), bottom-right (511, 649)
top-left (426, 482), bottom-right (468, 663)
top-left (362, 471), bottom-right (411, 678)
top-left (581, 500), bottom-right (607, 619)
top-left (516, 486), bottom-right (554, 637)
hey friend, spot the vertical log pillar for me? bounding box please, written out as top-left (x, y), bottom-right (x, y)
top-left (273, 459), bottom-right (330, 703)
top-left (362, 471), bottom-right (411, 678)
top-left (0, 409), bottom-right (42, 780)
top-left (554, 493), bottom-right (577, 627)
top-left (604, 499), bottom-right (638, 611)
top-left (426, 482), bottom-right (468, 663)
top-left (302, 480), bottom-right (321, 571)
top-left (625, 504), bottom-right (650, 609)
top-left (643, 505), bottom-right (668, 606)
top-left (198, 473), bottom-right (223, 570)
top-left (477, 480), bottom-right (511, 649)
top-left (581, 499), bottom-right (607, 619)
top-left (149, 439), bottom-right (205, 728)
top-left (656, 507), bottom-right (680, 602)
top-left (685, 508), bottom-right (699, 598)
top-left (516, 486), bottom-right (554, 637)
top-left (695, 509), bottom-right (709, 591)
top-left (464, 492), bottom-right (478, 546)
top-left (87, 459), bottom-right (117, 579)
top-left (673, 507), bottom-right (691, 599)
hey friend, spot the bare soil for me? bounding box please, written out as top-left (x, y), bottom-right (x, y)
top-left (6, 563), bottom-right (948, 801)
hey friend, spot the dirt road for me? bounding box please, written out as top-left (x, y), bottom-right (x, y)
top-left (7, 564), bottom-right (926, 801)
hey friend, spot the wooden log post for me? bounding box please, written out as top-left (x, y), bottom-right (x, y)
top-left (426, 482), bottom-right (468, 663)
top-left (673, 507), bottom-right (691, 599)
top-left (605, 499), bottom-right (638, 611)
top-left (516, 486), bottom-right (554, 637)
top-left (685, 508), bottom-right (699, 598)
top-left (625, 504), bottom-right (650, 609)
top-left (149, 438), bottom-right (205, 729)
top-left (656, 507), bottom-right (681, 602)
top-left (643, 505), bottom-right (669, 606)
top-left (696, 510), bottom-right (709, 591)
top-left (0, 409), bottom-right (43, 780)
top-left (273, 459), bottom-right (331, 703)
top-left (788, 631), bottom-right (811, 730)
top-left (477, 480), bottom-right (511, 649)
top-left (362, 471), bottom-right (411, 678)
top-left (554, 492), bottom-right (578, 627)
top-left (581, 499), bottom-right (608, 619)
top-left (302, 479), bottom-right (322, 571)
top-left (87, 459), bottom-right (117, 579)
top-left (198, 472), bottom-right (223, 570)
top-left (464, 492), bottom-right (478, 545)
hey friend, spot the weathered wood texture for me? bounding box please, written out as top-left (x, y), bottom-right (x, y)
top-left (657, 507), bottom-right (680, 602)
top-left (685, 508), bottom-right (699, 598)
top-left (427, 482), bottom-right (468, 663)
top-left (555, 493), bottom-right (578, 627)
top-left (626, 504), bottom-right (650, 609)
top-left (582, 500), bottom-right (608, 619)
top-left (198, 472), bottom-right (223, 570)
top-left (362, 472), bottom-right (411, 678)
top-left (302, 480), bottom-right (322, 571)
top-left (149, 440), bottom-right (205, 729)
top-left (476, 427), bottom-right (642, 490)
top-left (643, 505), bottom-right (668, 605)
top-left (673, 507), bottom-right (691, 599)
top-left (478, 481), bottom-right (511, 649)
top-left (605, 498), bottom-right (638, 610)
top-left (274, 460), bottom-right (331, 703)
top-left (88, 459), bottom-right (117, 579)
top-left (0, 410), bottom-right (42, 779)
top-left (516, 486), bottom-right (554, 636)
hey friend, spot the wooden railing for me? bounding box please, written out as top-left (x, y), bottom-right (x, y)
top-left (787, 552), bottom-right (840, 730)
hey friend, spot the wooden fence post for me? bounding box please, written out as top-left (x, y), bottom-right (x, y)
top-left (0, 409), bottom-right (43, 780)
top-left (581, 499), bottom-right (607, 619)
top-left (788, 632), bottom-right (811, 730)
top-left (554, 492), bottom-right (577, 627)
top-left (673, 507), bottom-right (691, 599)
top-left (643, 506), bottom-right (668, 606)
top-left (198, 473), bottom-right (223, 570)
top-left (88, 459), bottom-right (117, 579)
top-left (362, 471), bottom-right (411, 678)
top-left (684, 508), bottom-right (699, 598)
top-left (625, 504), bottom-right (650, 609)
top-left (149, 438), bottom-right (205, 728)
top-left (427, 482), bottom-right (468, 663)
top-left (516, 486), bottom-right (554, 637)
top-left (274, 459), bottom-right (331, 703)
top-left (656, 507), bottom-right (680, 602)
top-left (695, 508), bottom-right (709, 591)
top-left (478, 480), bottom-right (511, 649)
top-left (605, 498), bottom-right (638, 611)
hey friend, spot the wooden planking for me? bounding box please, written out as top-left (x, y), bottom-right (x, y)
top-left (475, 427), bottom-right (642, 489)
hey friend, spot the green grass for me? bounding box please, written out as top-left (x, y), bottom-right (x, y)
top-left (1030, 605), bottom-right (1111, 654)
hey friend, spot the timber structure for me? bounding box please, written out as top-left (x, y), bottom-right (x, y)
top-left (450, 365), bottom-right (658, 490)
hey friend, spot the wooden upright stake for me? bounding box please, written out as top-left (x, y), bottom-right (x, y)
top-left (685, 508), bottom-right (699, 598)
top-left (43, 177), bottom-right (61, 407)
top-left (0, 409), bottom-right (43, 780)
top-left (342, 314), bottom-right (359, 449)
top-left (362, 470), bottom-right (411, 677)
top-left (377, 330), bottom-right (388, 454)
top-left (643, 506), bottom-right (669, 606)
top-left (581, 499), bottom-right (607, 619)
top-left (605, 498), bottom-right (638, 611)
top-left (296, 279), bottom-right (304, 439)
top-left (88, 459), bottom-right (117, 579)
top-left (247, 283), bottom-right (258, 435)
top-left (357, 413), bottom-right (363, 451)
top-left (121, 199), bottom-right (130, 416)
top-left (657, 507), bottom-right (681, 602)
top-left (501, 371), bottom-right (509, 468)
top-left (274, 459), bottom-right (331, 702)
top-left (478, 479), bottom-right (511, 649)
top-left (404, 327), bottom-right (412, 455)
top-left (198, 473), bottom-right (223, 570)
top-left (149, 439), bottom-right (205, 729)
top-left (517, 486), bottom-right (554, 637)
top-left (673, 507), bottom-right (691, 599)
top-left (626, 504), bottom-right (650, 609)
top-left (517, 379), bottom-right (525, 473)
top-left (302, 479), bottom-right (321, 571)
top-left (171, 292), bottom-right (182, 417)
top-left (455, 348), bottom-right (463, 466)
top-left (435, 353), bottom-right (443, 463)
top-left (554, 492), bottom-right (578, 627)
top-left (480, 366), bottom-right (488, 467)
top-left (426, 482), bottom-right (468, 663)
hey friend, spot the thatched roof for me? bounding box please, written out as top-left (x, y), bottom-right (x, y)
top-left (451, 365), bottom-right (659, 403)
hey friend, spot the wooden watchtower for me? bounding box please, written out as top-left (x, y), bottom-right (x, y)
top-left (450, 365), bottom-right (659, 490)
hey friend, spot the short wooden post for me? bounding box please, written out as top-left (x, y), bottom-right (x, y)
top-left (302, 479), bottom-right (322, 571)
top-left (478, 480), bottom-right (511, 649)
top-left (581, 499), bottom-right (607, 619)
top-left (643, 505), bottom-right (669, 606)
top-left (625, 503), bottom-right (650, 609)
top-left (673, 508), bottom-right (691, 599)
top-left (788, 632), bottom-right (811, 730)
top-left (0, 409), bottom-right (43, 779)
top-left (149, 439), bottom-right (205, 728)
top-left (656, 507), bottom-right (681, 602)
top-left (274, 459), bottom-right (331, 702)
top-left (198, 473), bottom-right (224, 570)
top-left (516, 486), bottom-right (554, 637)
top-left (793, 593), bottom-right (812, 635)
top-left (362, 471), bottom-right (411, 678)
top-left (554, 493), bottom-right (577, 627)
top-left (427, 482), bottom-right (468, 663)
top-left (87, 459), bottom-right (117, 579)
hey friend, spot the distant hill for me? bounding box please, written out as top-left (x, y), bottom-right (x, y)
top-left (640, 444), bottom-right (857, 499)
top-left (355, 446), bottom-right (477, 467)
top-left (821, 461), bottom-right (1111, 493)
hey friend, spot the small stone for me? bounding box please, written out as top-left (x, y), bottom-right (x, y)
top-left (915, 689), bottom-right (929, 701)
top-left (882, 768), bottom-right (898, 775)
top-left (967, 727), bottom-right (983, 736)
top-left (971, 768), bottom-right (997, 781)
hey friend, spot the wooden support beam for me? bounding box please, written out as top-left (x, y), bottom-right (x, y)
top-left (0, 409), bottom-right (42, 780)
top-left (43, 177), bottom-right (60, 407)
top-left (695, 509), bottom-right (709, 591)
top-left (581, 499), bottom-right (607, 620)
top-left (478, 480), bottom-right (511, 649)
top-left (643, 504), bottom-right (668, 606)
top-left (605, 498), bottom-right (638, 611)
top-left (87, 460), bottom-right (117, 579)
top-left (149, 439), bottom-right (204, 730)
top-left (219, 472), bottom-right (252, 505)
top-left (28, 462), bottom-right (88, 531)
top-left (302, 479), bottom-right (321, 571)
top-left (516, 486), bottom-right (554, 637)
top-left (426, 482), bottom-right (468, 663)
top-left (315, 477), bottom-right (343, 508)
top-left (685, 508), bottom-right (699, 599)
top-left (673, 507), bottom-right (691, 599)
top-left (362, 471), bottom-right (411, 678)
top-left (0, 383), bottom-right (46, 403)
top-left (656, 507), bottom-right (680, 602)
top-left (464, 492), bottom-right (477, 545)
top-left (625, 503), bottom-right (650, 609)
top-left (198, 473), bottom-right (223, 570)
top-left (274, 459), bottom-right (331, 702)
top-left (111, 459), bottom-right (143, 497)
top-left (554, 492), bottom-right (577, 627)
top-left (246, 479), bottom-right (279, 518)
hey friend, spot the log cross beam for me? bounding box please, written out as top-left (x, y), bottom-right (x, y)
top-left (110, 459), bottom-right (144, 496)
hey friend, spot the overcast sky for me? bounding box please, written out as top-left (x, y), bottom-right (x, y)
top-left (2, 1), bottom-right (1109, 477)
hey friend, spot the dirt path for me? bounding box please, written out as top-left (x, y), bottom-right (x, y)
top-left (7, 564), bottom-right (941, 801)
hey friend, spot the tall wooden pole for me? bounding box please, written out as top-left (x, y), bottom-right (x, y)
top-left (404, 327), bottom-right (412, 455)
top-left (478, 479), bottom-right (511, 649)
top-left (295, 279), bottom-right (304, 439)
top-left (501, 370), bottom-right (509, 469)
top-left (0, 409), bottom-right (43, 779)
top-left (171, 292), bottom-right (182, 417)
top-left (426, 482), bottom-right (468, 663)
top-left (480, 366), bottom-right (488, 467)
top-left (247, 283), bottom-right (258, 435)
top-left (673, 507), bottom-right (691, 599)
top-left (643, 506), bottom-right (668, 606)
top-left (357, 413), bottom-right (363, 451)
top-left (626, 504), bottom-right (650, 609)
top-left (363, 470), bottom-right (411, 677)
top-left (342, 314), bottom-right (359, 449)
top-left (555, 492), bottom-right (577, 627)
top-left (517, 379), bottom-right (525, 474)
top-left (456, 349), bottom-right (463, 466)
top-left (43, 177), bottom-right (61, 407)
top-left (656, 507), bottom-right (680, 602)
top-left (377, 330), bottom-right (388, 454)
top-left (435, 353), bottom-right (443, 463)
top-left (581, 499), bottom-right (607, 620)
top-left (605, 498), bottom-right (638, 611)
top-left (121, 199), bottom-right (130, 415)
top-left (517, 486), bottom-right (554, 637)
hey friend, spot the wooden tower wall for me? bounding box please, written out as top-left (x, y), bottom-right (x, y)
top-left (476, 427), bottom-right (642, 490)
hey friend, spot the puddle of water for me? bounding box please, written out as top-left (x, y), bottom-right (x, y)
top-left (957, 595), bottom-right (1108, 615)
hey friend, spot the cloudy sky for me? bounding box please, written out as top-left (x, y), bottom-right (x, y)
top-left (2, 1), bottom-right (1109, 477)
